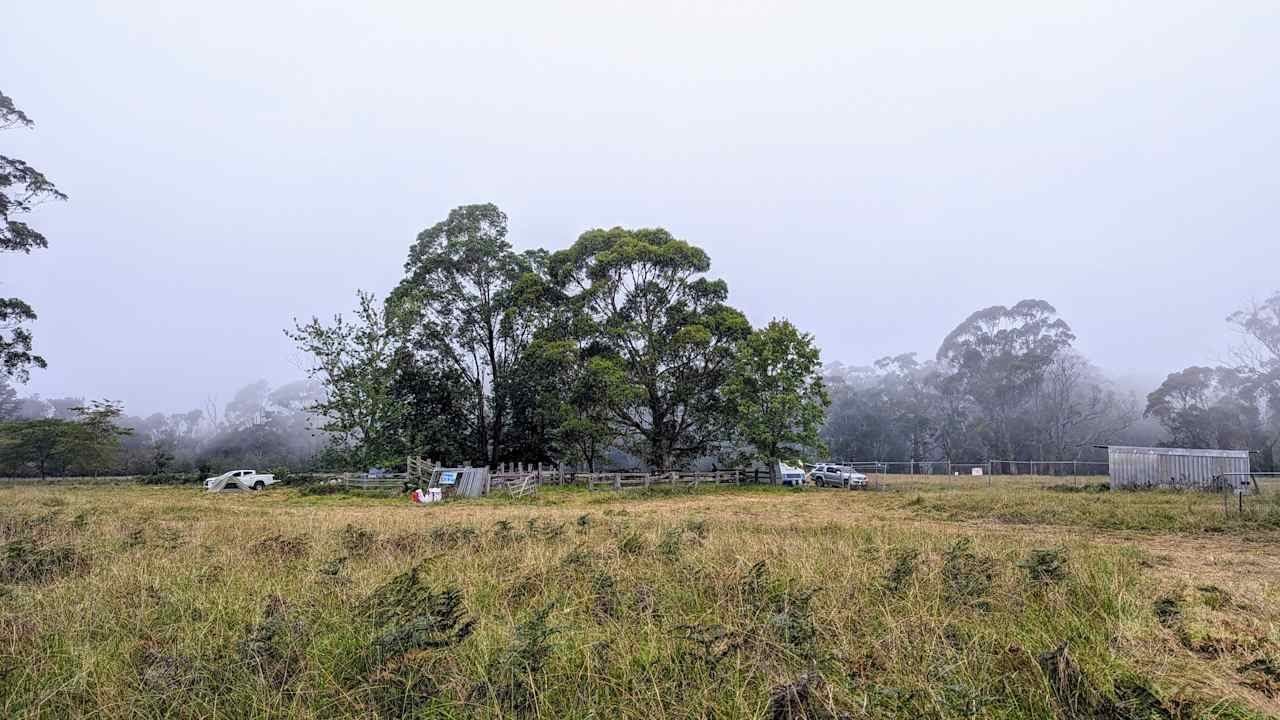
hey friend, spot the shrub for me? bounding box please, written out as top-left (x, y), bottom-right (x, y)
top-left (1046, 483), bottom-right (1109, 493)
top-left (941, 537), bottom-right (995, 606)
top-left (589, 571), bottom-right (618, 618)
top-left (683, 518), bottom-right (710, 540)
top-left (236, 595), bottom-right (309, 690)
top-left (250, 534), bottom-right (311, 561)
top-left (298, 482), bottom-right (346, 496)
top-left (1018, 548), bottom-right (1069, 584)
top-left (616, 531), bottom-right (647, 556)
top-left (767, 673), bottom-right (842, 720)
top-left (363, 561), bottom-right (474, 642)
top-left (1, 539), bottom-right (86, 583)
top-left (657, 527), bottom-right (682, 560)
top-left (673, 624), bottom-right (741, 668)
top-left (881, 548), bottom-right (920, 594)
top-left (137, 473), bottom-right (200, 486)
top-left (339, 524), bottom-right (377, 555)
top-left (741, 561), bottom-right (819, 656)
top-left (133, 640), bottom-right (197, 696)
top-left (473, 602), bottom-right (558, 714)
top-left (560, 545), bottom-right (592, 571)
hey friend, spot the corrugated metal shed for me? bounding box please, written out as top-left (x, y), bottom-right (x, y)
top-left (1107, 445), bottom-right (1250, 491)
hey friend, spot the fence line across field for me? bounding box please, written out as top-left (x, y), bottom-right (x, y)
top-left (827, 459), bottom-right (1110, 478)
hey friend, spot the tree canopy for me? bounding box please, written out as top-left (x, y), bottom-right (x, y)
top-left (1, 90), bottom-right (66, 381)
top-left (724, 319), bottom-right (829, 480)
top-left (548, 227), bottom-right (752, 470)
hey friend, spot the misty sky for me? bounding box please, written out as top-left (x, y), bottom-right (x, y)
top-left (4, 1), bottom-right (1277, 415)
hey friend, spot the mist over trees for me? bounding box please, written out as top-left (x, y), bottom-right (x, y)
top-left (821, 301), bottom-right (1143, 467)
top-left (0, 378), bottom-right (327, 477)
top-left (1145, 291), bottom-right (1280, 469)
top-left (4, 190), bottom-right (1278, 477)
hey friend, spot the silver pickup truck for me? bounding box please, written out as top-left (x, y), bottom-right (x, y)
top-left (809, 463), bottom-right (868, 489)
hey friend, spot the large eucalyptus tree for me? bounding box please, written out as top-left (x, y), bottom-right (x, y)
top-left (390, 204), bottom-right (542, 466)
top-left (548, 227), bottom-right (750, 470)
top-left (935, 299), bottom-right (1075, 458)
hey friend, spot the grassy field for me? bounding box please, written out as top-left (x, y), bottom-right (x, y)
top-left (2, 478), bottom-right (1280, 719)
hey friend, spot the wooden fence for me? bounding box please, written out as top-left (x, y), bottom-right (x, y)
top-left (337, 459), bottom-right (746, 494)
top-left (339, 473), bottom-right (407, 491)
top-left (583, 470), bottom-right (741, 491)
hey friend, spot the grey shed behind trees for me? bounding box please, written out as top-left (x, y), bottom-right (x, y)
top-left (1106, 445), bottom-right (1250, 491)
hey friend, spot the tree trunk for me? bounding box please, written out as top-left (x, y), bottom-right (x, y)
top-left (489, 395), bottom-right (505, 468)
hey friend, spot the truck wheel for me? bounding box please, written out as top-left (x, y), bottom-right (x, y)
top-left (253, 481), bottom-right (265, 491)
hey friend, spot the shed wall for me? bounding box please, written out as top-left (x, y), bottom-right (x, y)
top-left (1108, 446), bottom-right (1250, 491)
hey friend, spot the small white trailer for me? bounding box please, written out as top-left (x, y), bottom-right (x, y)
top-left (204, 469), bottom-right (277, 492)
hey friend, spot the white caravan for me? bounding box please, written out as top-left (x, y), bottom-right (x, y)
top-left (776, 461), bottom-right (807, 486)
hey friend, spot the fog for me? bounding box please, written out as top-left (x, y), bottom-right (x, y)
top-left (4, 1), bottom-right (1277, 414)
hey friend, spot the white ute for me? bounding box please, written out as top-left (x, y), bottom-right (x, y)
top-left (204, 469), bottom-right (277, 492)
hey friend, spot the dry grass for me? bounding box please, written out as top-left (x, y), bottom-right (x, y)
top-left (0, 480), bottom-right (1277, 718)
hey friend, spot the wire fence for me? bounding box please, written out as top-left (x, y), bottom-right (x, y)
top-left (827, 459), bottom-right (1110, 477)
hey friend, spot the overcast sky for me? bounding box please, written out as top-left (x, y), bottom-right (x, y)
top-left (4, 1), bottom-right (1277, 414)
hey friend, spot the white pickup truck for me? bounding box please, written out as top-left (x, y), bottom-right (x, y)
top-left (204, 469), bottom-right (277, 492)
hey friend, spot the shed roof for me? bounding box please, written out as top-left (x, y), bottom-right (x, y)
top-left (1105, 445), bottom-right (1250, 459)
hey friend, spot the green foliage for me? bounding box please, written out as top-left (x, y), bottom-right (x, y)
top-left (235, 595), bottom-right (309, 689)
top-left (63, 400), bottom-right (133, 476)
top-left (0, 418), bottom-right (76, 478)
top-left (339, 523), bottom-right (377, 555)
top-left (390, 203), bottom-right (547, 466)
top-left (135, 472), bottom-right (200, 485)
top-left (1145, 365), bottom-right (1264, 452)
top-left (286, 291), bottom-right (407, 469)
top-left (473, 602), bottom-right (558, 714)
top-left (941, 537), bottom-right (995, 606)
top-left (0, 402), bottom-right (131, 478)
top-left (2, 90), bottom-right (66, 381)
top-left (724, 318), bottom-right (829, 479)
top-left (1, 538), bottom-right (85, 583)
top-left (881, 548), bottom-right (920, 594)
top-left (616, 530), bottom-right (647, 556)
top-left (548, 226), bottom-right (751, 469)
top-left (1018, 547), bottom-right (1069, 584)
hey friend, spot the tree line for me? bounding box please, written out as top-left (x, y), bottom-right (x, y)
top-left (1142, 294), bottom-right (1280, 469)
top-left (3, 80), bottom-right (1277, 476)
top-left (0, 379), bottom-right (327, 477)
top-left (822, 294), bottom-right (1280, 471)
